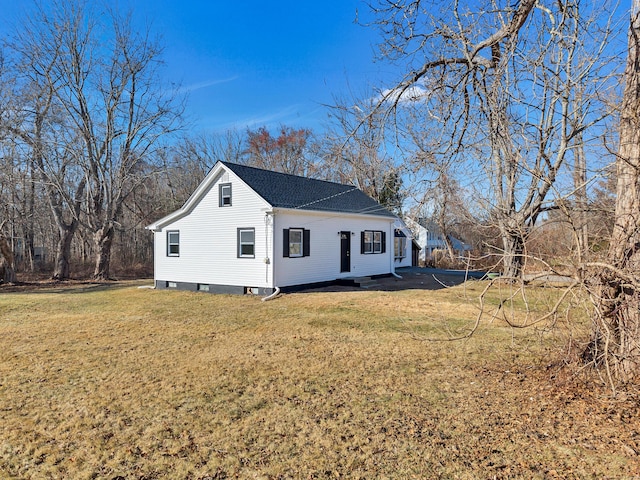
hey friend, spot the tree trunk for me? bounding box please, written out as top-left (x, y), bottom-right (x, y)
top-left (435, 212), bottom-right (457, 263)
top-left (93, 224), bottom-right (114, 280)
top-left (0, 232), bottom-right (17, 284)
top-left (501, 228), bottom-right (525, 279)
top-left (591, 2), bottom-right (640, 382)
top-left (442, 233), bottom-right (457, 263)
top-left (52, 221), bottom-right (77, 280)
top-left (573, 130), bottom-right (589, 260)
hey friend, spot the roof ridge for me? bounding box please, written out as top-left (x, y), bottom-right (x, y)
top-left (220, 161), bottom-right (354, 189)
top-left (219, 160), bottom-right (396, 218)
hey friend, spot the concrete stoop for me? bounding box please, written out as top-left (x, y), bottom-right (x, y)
top-left (346, 276), bottom-right (378, 289)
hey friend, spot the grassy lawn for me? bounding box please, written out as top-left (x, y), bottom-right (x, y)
top-left (0, 280), bottom-right (638, 479)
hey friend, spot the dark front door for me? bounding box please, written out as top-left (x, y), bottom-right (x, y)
top-left (340, 231), bottom-right (351, 273)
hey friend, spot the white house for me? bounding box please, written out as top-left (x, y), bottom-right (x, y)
top-left (147, 161), bottom-right (412, 294)
top-left (406, 218), bottom-right (471, 264)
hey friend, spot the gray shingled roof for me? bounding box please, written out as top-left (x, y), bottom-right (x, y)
top-left (221, 161), bottom-right (395, 218)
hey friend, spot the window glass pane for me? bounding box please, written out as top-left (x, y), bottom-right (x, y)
top-left (289, 243), bottom-right (301, 256)
top-left (289, 229), bottom-right (303, 257)
top-left (364, 231), bottom-right (373, 253)
top-left (239, 229), bottom-right (255, 257)
top-left (373, 231), bottom-right (382, 253)
top-left (221, 184), bottom-right (231, 205)
top-left (364, 231), bottom-right (373, 243)
top-left (168, 231), bottom-right (179, 255)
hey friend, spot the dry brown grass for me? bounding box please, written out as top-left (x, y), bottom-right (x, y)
top-left (0, 280), bottom-right (638, 479)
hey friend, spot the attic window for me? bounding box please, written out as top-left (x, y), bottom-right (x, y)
top-left (219, 183), bottom-right (232, 207)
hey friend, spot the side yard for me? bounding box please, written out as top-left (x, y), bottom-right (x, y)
top-left (0, 281), bottom-right (638, 478)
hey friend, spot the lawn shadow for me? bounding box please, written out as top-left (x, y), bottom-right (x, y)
top-left (0, 279), bottom-right (153, 295)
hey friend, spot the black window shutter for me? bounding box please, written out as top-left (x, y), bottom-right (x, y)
top-left (283, 229), bottom-right (290, 257)
top-left (381, 231), bottom-right (386, 253)
top-left (361, 231), bottom-right (365, 254)
top-left (303, 229), bottom-right (310, 257)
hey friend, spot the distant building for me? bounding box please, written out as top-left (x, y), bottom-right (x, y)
top-left (406, 218), bottom-right (471, 265)
top-left (13, 238), bottom-right (46, 266)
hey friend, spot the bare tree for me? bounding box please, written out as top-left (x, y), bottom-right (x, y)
top-left (245, 125), bottom-right (318, 177)
top-left (154, 130), bottom-right (246, 214)
top-left (324, 95), bottom-right (402, 204)
top-left (366, 0), bottom-right (618, 279)
top-left (2, 10), bottom-right (87, 280)
top-left (588, 0), bottom-right (640, 383)
top-left (423, 170), bottom-right (466, 262)
top-left (33, 0), bottom-right (184, 280)
top-left (569, 88), bottom-right (590, 260)
top-left (1, 0), bottom-right (183, 280)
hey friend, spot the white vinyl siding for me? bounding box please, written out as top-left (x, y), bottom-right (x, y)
top-left (153, 168), bottom-right (272, 288)
top-left (275, 212), bottom-right (393, 287)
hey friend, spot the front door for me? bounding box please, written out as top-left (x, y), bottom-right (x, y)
top-left (340, 231), bottom-right (351, 273)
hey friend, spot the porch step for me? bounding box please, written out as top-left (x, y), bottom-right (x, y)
top-left (348, 276), bottom-right (378, 289)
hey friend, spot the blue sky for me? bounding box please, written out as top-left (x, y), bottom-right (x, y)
top-left (1, 0), bottom-right (388, 135)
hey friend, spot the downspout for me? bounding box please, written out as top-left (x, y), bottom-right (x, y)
top-left (390, 220), bottom-right (402, 279)
top-left (262, 286), bottom-right (281, 302)
top-left (152, 228), bottom-right (159, 288)
top-left (262, 211), bottom-right (281, 301)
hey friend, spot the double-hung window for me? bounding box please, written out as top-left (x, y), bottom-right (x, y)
top-left (219, 183), bottom-right (232, 207)
top-left (361, 230), bottom-right (386, 254)
top-left (394, 229), bottom-right (407, 259)
top-left (394, 237), bottom-right (406, 259)
top-left (289, 229), bottom-right (303, 257)
top-left (283, 228), bottom-right (310, 257)
top-left (373, 231), bottom-right (382, 253)
top-left (238, 228), bottom-right (255, 258)
top-left (363, 231), bottom-right (374, 254)
top-left (167, 231), bottom-right (180, 256)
